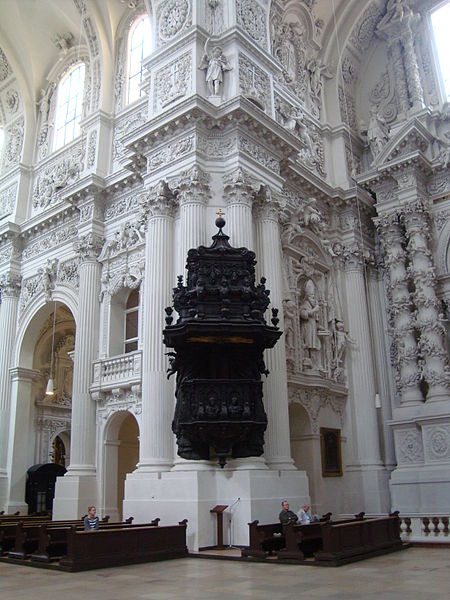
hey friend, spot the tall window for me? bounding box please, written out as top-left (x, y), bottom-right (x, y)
top-left (127, 15), bottom-right (151, 104)
top-left (124, 288), bottom-right (139, 353)
top-left (431, 2), bottom-right (450, 101)
top-left (53, 63), bottom-right (86, 150)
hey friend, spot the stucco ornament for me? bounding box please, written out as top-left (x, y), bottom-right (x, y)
top-left (158, 0), bottom-right (191, 42)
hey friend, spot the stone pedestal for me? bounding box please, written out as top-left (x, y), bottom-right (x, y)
top-left (123, 467), bottom-right (309, 550)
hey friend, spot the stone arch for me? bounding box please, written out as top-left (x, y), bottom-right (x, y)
top-left (100, 410), bottom-right (140, 521)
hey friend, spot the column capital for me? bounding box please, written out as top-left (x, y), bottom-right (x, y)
top-left (253, 185), bottom-right (284, 222)
top-left (223, 167), bottom-right (258, 209)
top-left (172, 165), bottom-right (210, 207)
top-left (0, 272), bottom-right (21, 298)
top-left (74, 232), bottom-right (104, 261)
top-left (343, 242), bottom-right (374, 271)
top-left (141, 180), bottom-right (177, 221)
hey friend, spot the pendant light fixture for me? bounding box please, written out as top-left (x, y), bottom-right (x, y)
top-left (46, 302), bottom-right (57, 396)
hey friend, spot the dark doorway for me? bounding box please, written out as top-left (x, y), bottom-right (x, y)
top-left (25, 463), bottom-right (67, 515)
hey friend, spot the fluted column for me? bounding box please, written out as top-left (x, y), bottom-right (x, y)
top-left (403, 203), bottom-right (449, 401)
top-left (0, 273), bottom-right (21, 507)
top-left (67, 234), bottom-right (103, 474)
top-left (375, 213), bottom-right (422, 404)
top-left (254, 192), bottom-right (295, 470)
top-left (138, 182), bottom-right (177, 471)
top-left (223, 168), bottom-right (255, 248)
top-left (176, 165), bottom-right (209, 272)
top-left (343, 245), bottom-right (383, 467)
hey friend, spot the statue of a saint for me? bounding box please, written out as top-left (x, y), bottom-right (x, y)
top-left (367, 106), bottom-right (389, 159)
top-left (299, 279), bottom-right (321, 368)
top-left (199, 44), bottom-right (232, 96)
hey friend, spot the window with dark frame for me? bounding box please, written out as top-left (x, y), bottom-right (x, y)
top-left (124, 288), bottom-right (139, 353)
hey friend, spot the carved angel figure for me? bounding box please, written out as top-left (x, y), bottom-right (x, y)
top-left (378, 0), bottom-right (413, 29)
top-left (199, 44), bottom-right (232, 96)
top-left (367, 106), bottom-right (389, 159)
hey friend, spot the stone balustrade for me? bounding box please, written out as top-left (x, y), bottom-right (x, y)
top-left (399, 515), bottom-right (449, 544)
top-left (91, 351), bottom-right (142, 392)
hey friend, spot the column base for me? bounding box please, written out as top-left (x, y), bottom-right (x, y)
top-left (52, 473), bottom-right (98, 520)
top-left (390, 464), bottom-right (450, 514)
top-left (426, 384), bottom-right (449, 403)
top-left (265, 455), bottom-right (297, 471)
top-left (342, 465), bottom-right (391, 514)
top-left (123, 468), bottom-right (310, 550)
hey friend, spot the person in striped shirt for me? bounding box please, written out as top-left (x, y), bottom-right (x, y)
top-left (84, 505), bottom-right (99, 531)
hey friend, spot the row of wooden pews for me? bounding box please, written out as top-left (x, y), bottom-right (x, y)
top-left (0, 513), bottom-right (188, 571)
top-left (242, 512), bottom-right (406, 566)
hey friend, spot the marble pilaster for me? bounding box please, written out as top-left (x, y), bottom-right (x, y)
top-left (223, 168), bottom-right (256, 249)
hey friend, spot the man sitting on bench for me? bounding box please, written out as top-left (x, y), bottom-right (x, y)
top-left (279, 500), bottom-right (298, 531)
top-left (298, 503), bottom-right (320, 524)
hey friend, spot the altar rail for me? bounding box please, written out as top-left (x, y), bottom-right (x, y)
top-left (91, 351), bottom-right (142, 391)
top-left (399, 515), bottom-right (450, 544)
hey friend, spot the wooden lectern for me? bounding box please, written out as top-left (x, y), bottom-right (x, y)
top-left (210, 505), bottom-right (228, 549)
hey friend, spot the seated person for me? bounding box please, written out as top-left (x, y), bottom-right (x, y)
top-left (298, 503), bottom-right (320, 524)
top-left (84, 505), bottom-right (99, 531)
top-left (279, 500), bottom-right (298, 531)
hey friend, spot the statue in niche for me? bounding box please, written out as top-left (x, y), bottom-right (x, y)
top-left (331, 319), bottom-right (353, 382)
top-left (278, 23), bottom-right (298, 82)
top-left (366, 106), bottom-right (390, 159)
top-left (306, 56), bottom-right (330, 99)
top-left (283, 298), bottom-right (296, 352)
top-left (299, 279), bottom-right (321, 369)
top-left (199, 42), bottom-right (232, 96)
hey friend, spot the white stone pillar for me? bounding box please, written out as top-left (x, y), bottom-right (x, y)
top-left (138, 181), bottom-right (177, 471)
top-left (0, 273), bottom-right (21, 509)
top-left (172, 166), bottom-right (211, 471)
top-left (53, 234), bottom-right (102, 519)
top-left (375, 213), bottom-right (423, 404)
top-left (6, 367), bottom-right (40, 513)
top-left (367, 265), bottom-right (396, 468)
top-left (343, 245), bottom-right (384, 468)
top-left (343, 244), bottom-right (389, 512)
top-left (254, 193), bottom-right (295, 470)
top-left (403, 203), bottom-right (449, 402)
top-left (223, 168), bottom-right (255, 249)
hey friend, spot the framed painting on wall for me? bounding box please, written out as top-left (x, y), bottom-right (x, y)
top-left (320, 427), bottom-right (343, 477)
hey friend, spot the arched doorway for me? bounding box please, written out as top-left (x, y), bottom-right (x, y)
top-left (102, 411), bottom-right (139, 521)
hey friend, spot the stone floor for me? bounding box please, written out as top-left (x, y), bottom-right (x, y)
top-left (0, 547), bottom-right (449, 600)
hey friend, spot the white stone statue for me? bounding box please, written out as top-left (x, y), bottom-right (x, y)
top-left (299, 279), bottom-right (321, 369)
top-left (378, 0), bottom-right (413, 29)
top-left (367, 106), bottom-right (389, 159)
top-left (199, 42), bottom-right (232, 96)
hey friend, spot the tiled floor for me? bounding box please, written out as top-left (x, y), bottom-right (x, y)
top-left (0, 547), bottom-right (449, 600)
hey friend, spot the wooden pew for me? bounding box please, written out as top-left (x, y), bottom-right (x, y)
top-left (58, 519), bottom-right (188, 571)
top-left (278, 512), bottom-right (367, 561)
top-left (314, 514), bottom-right (403, 565)
top-left (30, 519), bottom-right (160, 563)
top-left (7, 516), bottom-right (117, 560)
top-left (241, 521), bottom-right (285, 558)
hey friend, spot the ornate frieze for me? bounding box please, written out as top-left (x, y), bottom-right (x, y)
top-left (87, 130), bottom-right (97, 168)
top-left (289, 387), bottom-right (346, 435)
top-left (32, 142), bottom-right (86, 211)
top-left (154, 52), bottom-right (192, 111)
top-left (2, 116), bottom-right (24, 171)
top-left (350, 2), bottom-right (384, 54)
top-left (22, 223), bottom-right (78, 261)
top-left (238, 54), bottom-right (271, 112)
top-left (235, 0), bottom-right (267, 49)
top-left (0, 182), bottom-right (17, 218)
top-left (19, 274), bottom-right (42, 314)
top-left (113, 108), bottom-right (147, 165)
top-left (96, 387), bottom-right (142, 423)
top-left (239, 136), bottom-right (279, 174)
top-left (0, 47), bottom-right (11, 81)
top-left (424, 425), bottom-right (450, 462)
top-left (58, 257), bottom-right (80, 289)
top-left (157, 0), bottom-right (192, 46)
top-left (99, 220), bottom-right (145, 260)
top-left (4, 89), bottom-right (19, 115)
top-left (197, 132), bottom-right (237, 158)
top-left (148, 134), bottom-right (194, 171)
top-left (104, 191), bottom-right (145, 222)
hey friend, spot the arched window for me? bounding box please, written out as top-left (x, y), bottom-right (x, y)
top-left (127, 15), bottom-right (151, 105)
top-left (124, 288), bottom-right (139, 353)
top-left (431, 2), bottom-right (450, 101)
top-left (53, 63), bottom-right (86, 150)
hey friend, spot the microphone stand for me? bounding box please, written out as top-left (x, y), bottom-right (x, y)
top-left (227, 497), bottom-right (240, 549)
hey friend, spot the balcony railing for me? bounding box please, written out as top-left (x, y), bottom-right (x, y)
top-left (91, 350), bottom-right (142, 393)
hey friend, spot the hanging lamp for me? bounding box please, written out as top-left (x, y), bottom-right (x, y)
top-left (46, 302), bottom-right (57, 396)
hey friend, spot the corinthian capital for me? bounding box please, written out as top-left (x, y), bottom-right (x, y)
top-left (223, 167), bottom-right (258, 208)
top-left (174, 165), bottom-right (210, 206)
top-left (140, 180), bottom-right (177, 221)
top-left (74, 233), bottom-right (104, 261)
top-left (253, 185), bottom-right (285, 221)
top-left (0, 272), bottom-right (22, 297)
